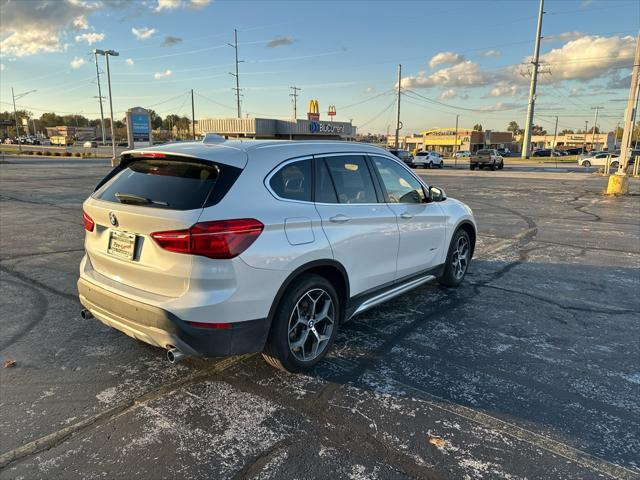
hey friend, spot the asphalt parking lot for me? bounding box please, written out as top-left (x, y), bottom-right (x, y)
top-left (1, 156), bottom-right (639, 479)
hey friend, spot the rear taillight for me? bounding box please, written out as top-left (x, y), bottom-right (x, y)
top-left (83, 211), bottom-right (95, 232)
top-left (151, 219), bottom-right (263, 259)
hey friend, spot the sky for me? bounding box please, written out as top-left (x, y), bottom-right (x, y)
top-left (0, 0), bottom-right (638, 135)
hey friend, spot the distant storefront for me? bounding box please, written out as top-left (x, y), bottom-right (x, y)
top-left (45, 126), bottom-right (97, 141)
top-left (387, 128), bottom-right (516, 154)
top-left (196, 117), bottom-right (356, 141)
top-left (530, 132), bottom-right (614, 151)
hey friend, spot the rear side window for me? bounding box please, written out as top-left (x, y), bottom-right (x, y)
top-left (94, 159), bottom-right (222, 210)
top-left (322, 156), bottom-right (377, 204)
top-left (269, 159), bottom-right (312, 202)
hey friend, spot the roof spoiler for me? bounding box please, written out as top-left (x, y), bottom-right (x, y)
top-left (202, 133), bottom-right (225, 144)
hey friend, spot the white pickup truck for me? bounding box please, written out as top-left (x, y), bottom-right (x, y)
top-left (470, 149), bottom-right (504, 171)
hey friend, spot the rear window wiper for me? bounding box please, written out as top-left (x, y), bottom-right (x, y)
top-left (115, 192), bottom-right (169, 207)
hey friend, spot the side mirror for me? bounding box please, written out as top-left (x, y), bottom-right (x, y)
top-left (429, 186), bottom-right (446, 202)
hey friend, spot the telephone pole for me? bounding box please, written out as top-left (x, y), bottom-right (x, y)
top-left (191, 89), bottom-right (196, 140)
top-left (590, 106), bottom-right (603, 149)
top-left (395, 64), bottom-right (402, 149)
top-left (607, 33), bottom-right (640, 195)
top-left (552, 115), bottom-right (559, 168)
top-left (453, 114), bottom-right (459, 167)
top-left (582, 120), bottom-right (589, 154)
top-left (93, 50), bottom-right (106, 146)
top-left (521, 0), bottom-right (544, 158)
top-left (228, 29), bottom-right (243, 118)
top-left (290, 86), bottom-right (301, 120)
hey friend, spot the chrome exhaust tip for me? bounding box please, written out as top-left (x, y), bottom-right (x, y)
top-left (167, 348), bottom-right (186, 364)
top-left (80, 309), bottom-right (93, 320)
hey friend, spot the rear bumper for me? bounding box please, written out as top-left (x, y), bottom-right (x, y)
top-left (78, 277), bottom-right (270, 357)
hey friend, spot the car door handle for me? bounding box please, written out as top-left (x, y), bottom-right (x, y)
top-left (400, 212), bottom-right (413, 219)
top-left (329, 214), bottom-right (351, 223)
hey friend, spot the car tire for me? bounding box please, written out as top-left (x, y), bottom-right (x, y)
top-left (490, 161), bottom-right (496, 171)
top-left (498, 161), bottom-right (504, 170)
top-left (438, 162), bottom-right (443, 169)
top-left (470, 164), bottom-right (476, 170)
top-left (611, 161), bottom-right (619, 168)
top-left (262, 273), bottom-right (340, 373)
top-left (429, 161), bottom-right (433, 169)
top-left (582, 160), bottom-right (591, 168)
top-left (438, 229), bottom-right (472, 288)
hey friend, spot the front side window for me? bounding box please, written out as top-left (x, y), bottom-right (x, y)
top-left (372, 156), bottom-right (426, 204)
top-left (322, 156), bottom-right (377, 204)
top-left (269, 159), bottom-right (312, 202)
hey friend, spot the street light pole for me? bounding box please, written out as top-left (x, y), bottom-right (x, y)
top-left (93, 51), bottom-right (106, 146)
top-left (96, 49), bottom-right (119, 166)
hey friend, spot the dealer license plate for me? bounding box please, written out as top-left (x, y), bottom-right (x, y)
top-left (108, 230), bottom-right (137, 260)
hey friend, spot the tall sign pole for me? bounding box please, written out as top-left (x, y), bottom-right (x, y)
top-left (521, 0), bottom-right (544, 159)
top-left (395, 64), bottom-right (402, 149)
top-left (607, 34), bottom-right (640, 195)
top-left (191, 89), bottom-right (196, 139)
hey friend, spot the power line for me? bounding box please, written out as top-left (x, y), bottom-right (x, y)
top-left (359, 98), bottom-right (397, 129)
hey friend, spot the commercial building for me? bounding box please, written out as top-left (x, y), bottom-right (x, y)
top-left (387, 128), bottom-right (516, 154)
top-left (45, 126), bottom-right (97, 140)
top-left (195, 117), bottom-right (356, 141)
top-left (530, 132), bottom-right (614, 151)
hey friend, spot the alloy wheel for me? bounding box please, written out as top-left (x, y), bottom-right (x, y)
top-left (451, 235), bottom-right (470, 280)
top-left (288, 288), bottom-right (335, 362)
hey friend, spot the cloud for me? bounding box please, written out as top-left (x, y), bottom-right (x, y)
top-left (478, 102), bottom-right (520, 112)
top-left (132, 27), bottom-right (157, 40)
top-left (481, 49), bottom-right (501, 57)
top-left (266, 36), bottom-right (293, 48)
top-left (155, 0), bottom-right (181, 11)
top-left (70, 56), bottom-right (86, 69)
top-left (189, 0), bottom-right (212, 8)
top-left (154, 0), bottom-right (211, 11)
top-left (543, 31), bottom-right (585, 43)
top-left (364, 86), bottom-right (376, 94)
top-left (428, 51), bottom-right (465, 68)
top-left (607, 72), bottom-right (632, 89)
top-left (75, 32), bottom-right (105, 44)
top-left (438, 89), bottom-right (457, 100)
top-left (162, 36), bottom-right (183, 47)
top-left (536, 35), bottom-right (635, 82)
top-left (72, 15), bottom-right (89, 30)
top-left (125, 58), bottom-right (135, 66)
top-left (401, 60), bottom-right (491, 89)
top-left (0, 64), bottom-right (4, 72)
top-left (154, 69), bottom-right (173, 79)
top-left (487, 81), bottom-right (518, 97)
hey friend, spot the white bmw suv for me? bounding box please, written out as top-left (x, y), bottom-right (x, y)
top-left (78, 137), bottom-right (476, 372)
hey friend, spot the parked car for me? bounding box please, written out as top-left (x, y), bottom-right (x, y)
top-left (470, 149), bottom-right (504, 170)
top-left (78, 139), bottom-right (476, 372)
top-left (388, 148), bottom-right (414, 166)
top-left (578, 152), bottom-right (620, 168)
top-left (413, 151), bottom-right (443, 169)
top-left (497, 148), bottom-right (512, 157)
top-left (453, 150), bottom-right (470, 158)
top-left (83, 141), bottom-right (99, 148)
top-left (564, 147), bottom-right (585, 156)
top-left (552, 150), bottom-right (567, 157)
top-left (532, 149), bottom-right (551, 157)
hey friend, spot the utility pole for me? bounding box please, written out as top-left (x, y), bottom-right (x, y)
top-left (552, 115), bottom-right (558, 168)
top-left (453, 114), bottom-right (459, 168)
top-left (395, 64), bottom-right (402, 149)
top-left (582, 120), bottom-right (589, 154)
top-left (93, 50), bottom-right (106, 146)
top-left (228, 29), bottom-right (243, 118)
top-left (521, 0), bottom-right (544, 159)
top-left (11, 88), bottom-right (21, 153)
top-left (591, 106), bottom-right (603, 150)
top-left (614, 121), bottom-right (620, 149)
top-left (607, 33), bottom-right (640, 194)
top-left (290, 86), bottom-right (301, 120)
top-left (191, 89), bottom-right (196, 140)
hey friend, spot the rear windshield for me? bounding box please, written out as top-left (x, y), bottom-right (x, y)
top-left (477, 149), bottom-right (492, 155)
top-left (94, 159), bottom-right (221, 210)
